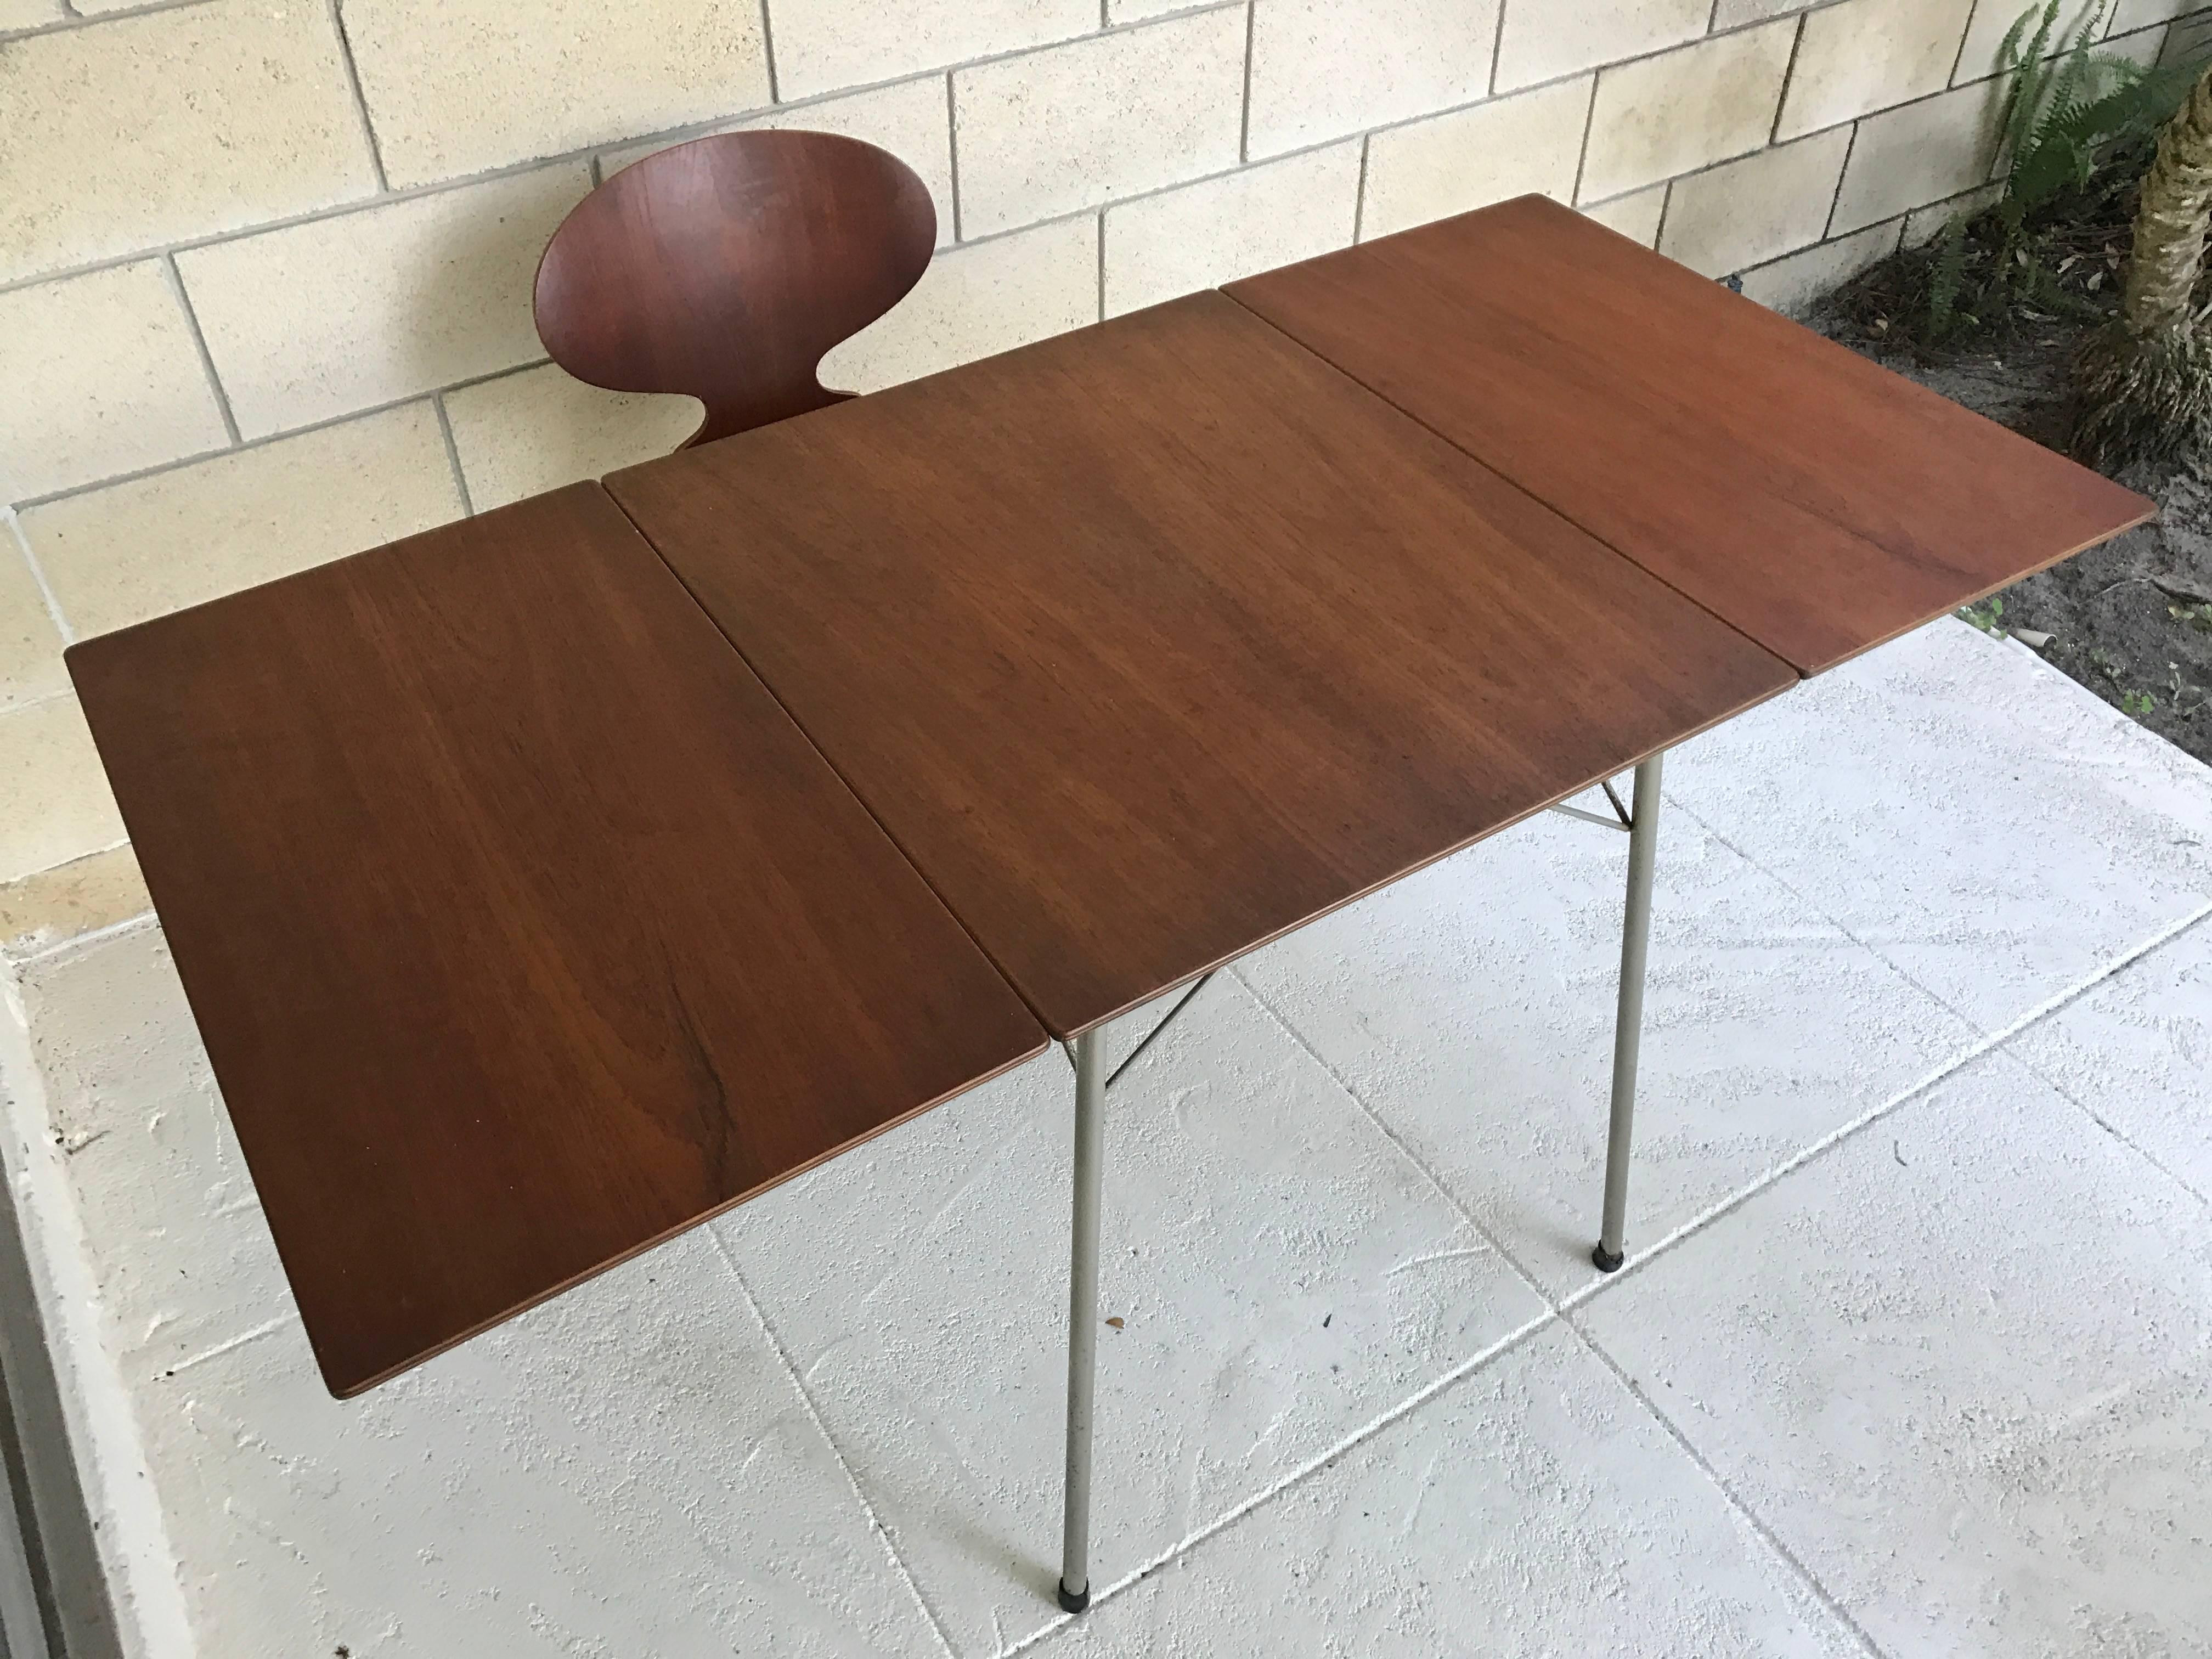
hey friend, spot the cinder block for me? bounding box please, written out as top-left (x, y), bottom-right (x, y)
top-left (0, 845), bottom-right (149, 963)
top-left (1581, 20), bottom-right (1797, 201)
top-left (955, 9), bottom-right (1246, 238)
top-left (1496, 0), bottom-right (1707, 93)
top-left (770, 0), bottom-right (1094, 101)
top-left (341, 0), bottom-right (770, 188)
top-left (0, 0), bottom-right (375, 284)
top-left (2111, 0), bottom-right (2198, 30)
top-left (1659, 128), bottom-right (1853, 277)
top-left (1, 539), bottom-right (65, 709)
top-left (444, 368), bottom-right (701, 511)
top-left (176, 164), bottom-right (591, 440)
top-left (2104, 20), bottom-right (2171, 65)
top-left (1581, 185), bottom-right (1670, 246)
top-left (1714, 0), bottom-right (1836, 21)
top-left (599, 77), bottom-right (958, 247)
top-left (1780, 0), bottom-right (1977, 138)
top-left (1831, 78), bottom-right (2005, 234)
top-left (0, 263), bottom-right (229, 504)
top-left (0, 1), bottom-right (63, 26)
top-left (1361, 80), bottom-right (1594, 242)
top-left (0, 695), bottom-right (123, 884)
top-left (1104, 143), bottom-right (1360, 317)
top-left (1246, 0), bottom-right (1503, 160)
top-left (2164, 13), bottom-right (2212, 63)
top-left (819, 217), bottom-right (1097, 393)
top-left (21, 405), bottom-right (462, 639)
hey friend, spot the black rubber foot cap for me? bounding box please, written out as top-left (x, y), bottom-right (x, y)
top-left (1058, 1583), bottom-right (1091, 1615)
top-left (1591, 1243), bottom-right (1624, 1273)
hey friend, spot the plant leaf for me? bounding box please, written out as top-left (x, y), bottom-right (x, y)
top-left (1929, 215), bottom-right (1971, 336)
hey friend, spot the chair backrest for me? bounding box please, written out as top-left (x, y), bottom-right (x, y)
top-left (533, 130), bottom-right (936, 448)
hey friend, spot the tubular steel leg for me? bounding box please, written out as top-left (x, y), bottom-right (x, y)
top-left (1058, 1027), bottom-right (1107, 1614)
top-left (1594, 752), bottom-right (1663, 1274)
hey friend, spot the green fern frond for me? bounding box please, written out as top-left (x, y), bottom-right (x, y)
top-left (1993, 1), bottom-right (2042, 74)
top-left (2040, 39), bottom-right (2095, 131)
top-left (2094, 57), bottom-right (2205, 138)
top-left (2002, 3), bottom-right (2126, 165)
top-left (2028, 3), bottom-right (2118, 146)
top-left (1929, 217), bottom-right (1971, 337)
top-left (2025, 257), bottom-right (2102, 318)
top-left (2008, 136), bottom-right (2089, 210)
top-left (2050, 2), bottom-right (2108, 82)
top-left (2000, 3), bottom-right (2064, 161)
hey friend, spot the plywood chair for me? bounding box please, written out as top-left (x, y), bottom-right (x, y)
top-left (533, 130), bottom-right (936, 448)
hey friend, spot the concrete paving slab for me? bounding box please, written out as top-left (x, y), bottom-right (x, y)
top-left (1664, 620), bottom-right (2212, 1032)
top-left (2005, 915), bottom-right (2212, 1203)
top-left (1574, 1051), bottom-right (2212, 1659)
top-left (134, 1234), bottom-right (948, 1659)
top-left (1234, 802), bottom-right (1976, 1297)
top-left (1061, 1322), bottom-right (1865, 1658)
top-left (718, 972), bottom-right (1549, 1657)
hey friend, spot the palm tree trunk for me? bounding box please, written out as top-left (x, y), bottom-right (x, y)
top-left (2125, 63), bottom-right (2212, 335)
top-left (2073, 63), bottom-right (2212, 468)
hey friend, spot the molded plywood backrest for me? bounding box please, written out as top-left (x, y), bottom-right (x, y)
top-left (535, 130), bottom-right (936, 447)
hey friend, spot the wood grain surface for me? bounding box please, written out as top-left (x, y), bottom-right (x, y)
top-left (1225, 194), bottom-right (2155, 675)
top-left (66, 484), bottom-right (1045, 1398)
top-left (608, 291), bottom-right (1797, 1041)
top-left (535, 129), bottom-right (937, 447)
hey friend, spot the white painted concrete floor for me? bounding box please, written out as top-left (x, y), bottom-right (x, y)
top-left (11, 617), bottom-right (2212, 1657)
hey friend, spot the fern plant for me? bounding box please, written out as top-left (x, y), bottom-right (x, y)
top-left (1925, 0), bottom-right (2202, 339)
top-left (1929, 217), bottom-right (1971, 336)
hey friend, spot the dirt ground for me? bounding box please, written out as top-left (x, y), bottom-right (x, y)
top-left (1810, 312), bottom-right (2212, 766)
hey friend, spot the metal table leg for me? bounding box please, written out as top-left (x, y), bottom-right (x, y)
top-left (1058, 1026), bottom-right (1106, 1613)
top-left (1594, 750), bottom-right (1663, 1273)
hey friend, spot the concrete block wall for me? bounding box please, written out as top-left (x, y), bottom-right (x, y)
top-left (2, 0), bottom-right (2206, 895)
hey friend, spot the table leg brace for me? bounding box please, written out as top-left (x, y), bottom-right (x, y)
top-left (1059, 1026), bottom-right (1107, 1613)
top-left (1594, 751), bottom-right (1663, 1273)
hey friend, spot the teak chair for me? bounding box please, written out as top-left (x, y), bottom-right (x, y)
top-left (533, 129), bottom-right (937, 448)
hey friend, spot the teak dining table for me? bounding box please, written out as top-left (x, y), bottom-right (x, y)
top-left (67, 194), bottom-right (2151, 1617)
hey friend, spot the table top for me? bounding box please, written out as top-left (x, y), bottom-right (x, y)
top-left (608, 291), bottom-right (1797, 1040)
top-left (1226, 195), bottom-right (2155, 675)
top-left (69, 202), bottom-right (2156, 1396)
top-left (66, 483), bottom-right (1046, 1398)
